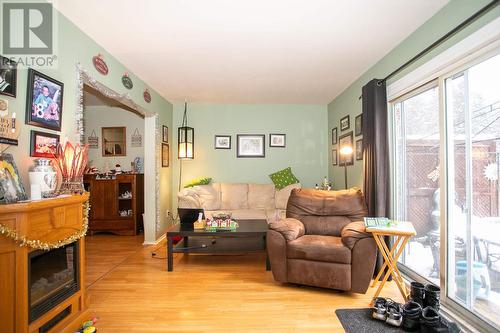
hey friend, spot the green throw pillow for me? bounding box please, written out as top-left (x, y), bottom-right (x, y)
top-left (269, 167), bottom-right (299, 190)
top-left (184, 177), bottom-right (212, 188)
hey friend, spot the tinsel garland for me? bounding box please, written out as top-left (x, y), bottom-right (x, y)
top-left (0, 200), bottom-right (90, 250)
top-left (75, 64), bottom-right (161, 234)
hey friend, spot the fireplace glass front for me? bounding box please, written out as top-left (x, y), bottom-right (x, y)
top-left (28, 242), bottom-right (79, 322)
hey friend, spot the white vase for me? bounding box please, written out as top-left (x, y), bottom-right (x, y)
top-left (29, 159), bottom-right (57, 198)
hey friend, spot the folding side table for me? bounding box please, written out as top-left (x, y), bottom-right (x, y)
top-left (367, 221), bottom-right (417, 305)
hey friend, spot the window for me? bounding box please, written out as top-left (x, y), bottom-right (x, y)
top-left (391, 48), bottom-right (500, 331)
top-left (393, 83), bottom-right (440, 285)
top-left (445, 53), bottom-right (500, 328)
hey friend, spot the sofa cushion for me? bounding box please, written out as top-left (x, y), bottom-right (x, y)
top-left (275, 183), bottom-right (301, 210)
top-left (287, 235), bottom-right (351, 264)
top-left (269, 167), bottom-right (299, 190)
top-left (286, 188), bottom-right (367, 236)
top-left (299, 215), bottom-right (353, 237)
top-left (266, 209), bottom-right (286, 223)
top-left (248, 184), bottom-right (276, 210)
top-left (196, 184), bottom-right (221, 210)
top-left (220, 183), bottom-right (248, 210)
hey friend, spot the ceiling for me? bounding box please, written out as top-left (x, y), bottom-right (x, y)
top-left (55, 0), bottom-right (449, 104)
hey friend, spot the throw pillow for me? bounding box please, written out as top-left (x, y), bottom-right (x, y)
top-left (269, 167), bottom-right (299, 190)
top-left (184, 177), bottom-right (212, 188)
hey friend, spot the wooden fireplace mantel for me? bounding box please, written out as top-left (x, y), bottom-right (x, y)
top-left (0, 193), bottom-right (90, 333)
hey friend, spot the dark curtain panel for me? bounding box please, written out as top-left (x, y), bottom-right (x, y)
top-left (362, 79), bottom-right (391, 280)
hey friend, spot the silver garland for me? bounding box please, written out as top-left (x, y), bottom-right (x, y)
top-left (155, 113), bottom-right (161, 233)
top-left (75, 64), bottom-right (148, 143)
top-left (74, 63), bottom-right (161, 237)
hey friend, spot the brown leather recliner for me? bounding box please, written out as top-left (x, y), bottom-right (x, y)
top-left (266, 188), bottom-right (377, 293)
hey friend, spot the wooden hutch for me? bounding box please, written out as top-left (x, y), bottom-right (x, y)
top-left (0, 194), bottom-right (90, 333)
top-left (84, 173), bottom-right (144, 235)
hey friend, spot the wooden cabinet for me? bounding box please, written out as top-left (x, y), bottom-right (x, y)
top-left (0, 194), bottom-right (89, 333)
top-left (84, 174), bottom-right (144, 236)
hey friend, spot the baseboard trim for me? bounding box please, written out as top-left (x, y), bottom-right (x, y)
top-left (143, 233), bottom-right (166, 246)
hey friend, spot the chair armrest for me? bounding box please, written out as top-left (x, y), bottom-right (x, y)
top-left (341, 221), bottom-right (372, 249)
top-left (268, 218), bottom-right (305, 241)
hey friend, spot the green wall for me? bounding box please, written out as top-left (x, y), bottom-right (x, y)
top-left (171, 103), bottom-right (328, 208)
top-left (2, 8), bottom-right (173, 239)
top-left (327, 0), bottom-right (500, 189)
top-left (84, 105), bottom-right (145, 171)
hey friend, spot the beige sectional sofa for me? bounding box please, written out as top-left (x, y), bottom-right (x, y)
top-left (177, 182), bottom-right (301, 221)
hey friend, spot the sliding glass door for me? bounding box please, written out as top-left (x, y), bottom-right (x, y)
top-left (392, 50), bottom-right (500, 331)
top-left (445, 53), bottom-right (500, 328)
top-left (393, 83), bottom-right (440, 285)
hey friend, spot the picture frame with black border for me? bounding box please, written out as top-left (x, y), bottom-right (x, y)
top-left (332, 148), bottom-right (338, 166)
top-left (162, 143), bottom-right (169, 167)
top-left (214, 135), bottom-right (231, 149)
top-left (162, 125), bottom-right (168, 143)
top-left (332, 127), bottom-right (338, 145)
top-left (338, 131), bottom-right (354, 166)
top-left (269, 133), bottom-right (285, 148)
top-left (30, 130), bottom-right (60, 158)
top-left (26, 69), bottom-right (64, 131)
top-left (236, 134), bottom-right (265, 158)
top-left (340, 115), bottom-right (350, 131)
top-left (356, 139), bottom-right (363, 160)
top-left (355, 114), bottom-right (363, 136)
top-left (0, 56), bottom-right (17, 98)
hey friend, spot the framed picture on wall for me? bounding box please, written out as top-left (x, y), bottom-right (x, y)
top-left (332, 127), bottom-right (338, 145)
top-left (332, 148), bottom-right (338, 166)
top-left (30, 130), bottom-right (60, 158)
top-left (26, 69), bottom-right (64, 131)
top-left (356, 139), bottom-right (363, 160)
top-left (162, 143), bottom-right (169, 167)
top-left (0, 56), bottom-right (17, 98)
top-left (214, 135), bottom-right (231, 149)
top-left (269, 134), bottom-right (286, 147)
top-left (355, 114), bottom-right (363, 136)
top-left (340, 115), bottom-right (350, 131)
top-left (237, 134), bottom-right (265, 158)
top-left (162, 125), bottom-right (168, 143)
top-left (338, 131), bottom-right (354, 166)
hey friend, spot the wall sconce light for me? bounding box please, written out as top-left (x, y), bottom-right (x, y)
top-left (178, 102), bottom-right (194, 159)
top-left (340, 146), bottom-right (353, 189)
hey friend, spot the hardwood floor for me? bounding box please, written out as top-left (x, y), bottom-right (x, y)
top-left (85, 234), bottom-right (401, 332)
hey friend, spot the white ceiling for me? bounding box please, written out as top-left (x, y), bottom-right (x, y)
top-left (55, 0), bottom-right (449, 104)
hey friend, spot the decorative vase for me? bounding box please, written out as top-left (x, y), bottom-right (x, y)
top-left (28, 159), bottom-right (57, 198)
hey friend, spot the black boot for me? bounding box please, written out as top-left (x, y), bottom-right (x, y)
top-left (410, 281), bottom-right (425, 306)
top-left (420, 306), bottom-right (440, 333)
top-left (424, 284), bottom-right (441, 311)
top-left (402, 300), bottom-right (422, 331)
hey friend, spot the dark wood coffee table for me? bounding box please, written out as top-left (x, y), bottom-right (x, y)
top-left (166, 219), bottom-right (270, 272)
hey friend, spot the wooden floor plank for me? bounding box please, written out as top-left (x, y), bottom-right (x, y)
top-left (85, 234), bottom-right (401, 332)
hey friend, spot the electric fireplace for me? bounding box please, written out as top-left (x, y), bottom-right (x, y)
top-left (28, 242), bottom-right (80, 323)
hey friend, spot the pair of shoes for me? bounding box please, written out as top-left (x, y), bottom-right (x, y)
top-left (372, 297), bottom-right (403, 327)
top-left (402, 300), bottom-right (422, 331)
top-left (410, 282), bottom-right (441, 311)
